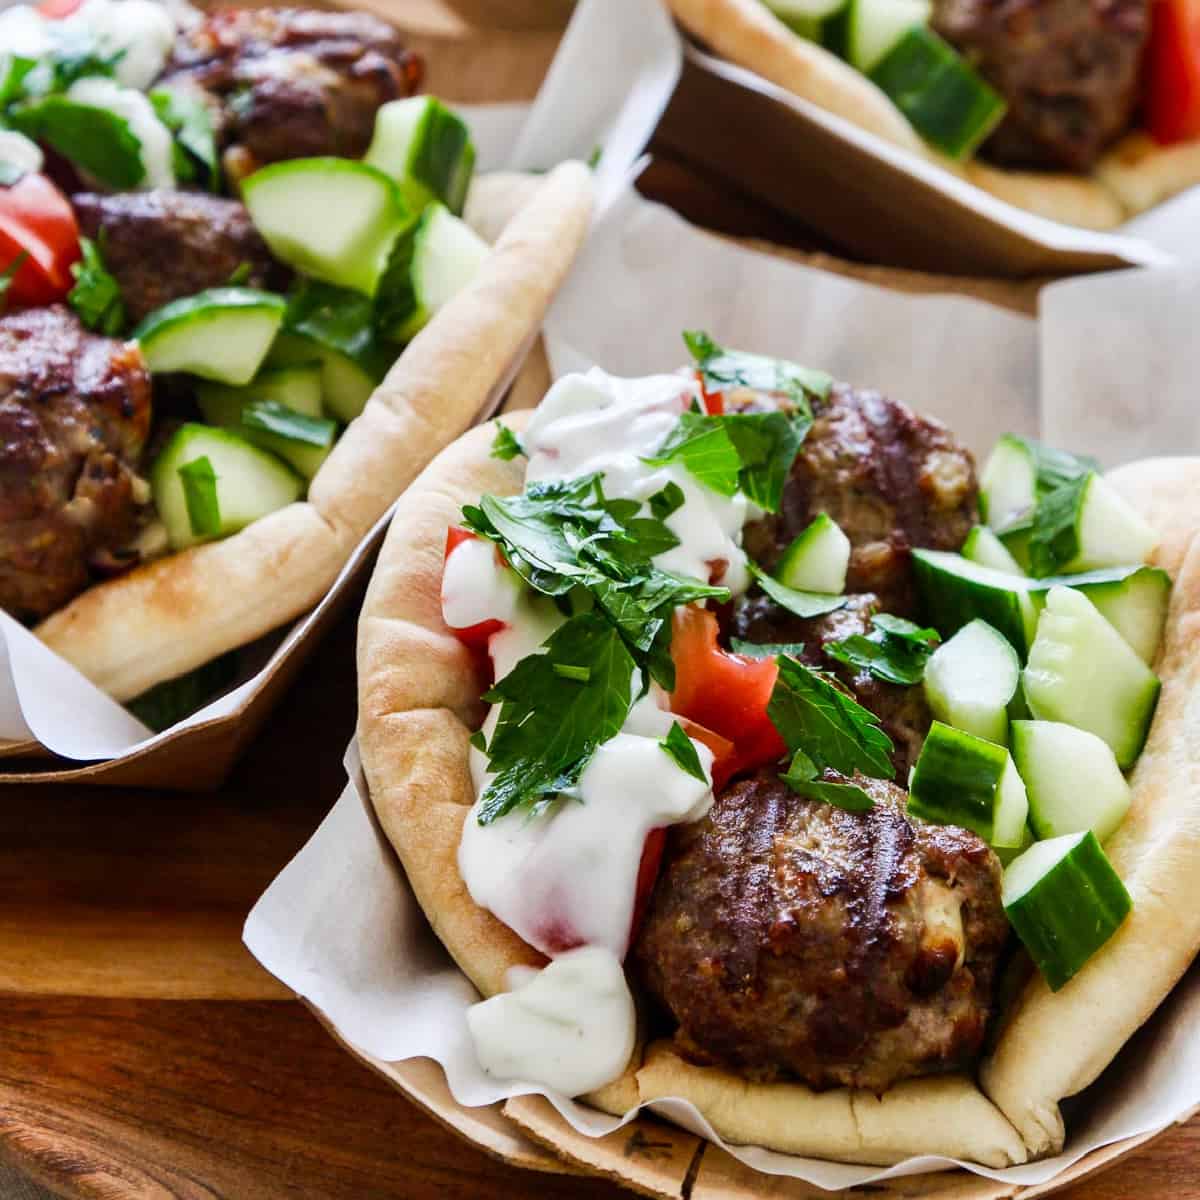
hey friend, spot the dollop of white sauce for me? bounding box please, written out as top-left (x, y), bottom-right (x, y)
top-left (466, 946), bottom-right (637, 1097)
top-left (0, 5), bottom-right (54, 57)
top-left (0, 131), bottom-right (45, 176)
top-left (67, 76), bottom-right (175, 189)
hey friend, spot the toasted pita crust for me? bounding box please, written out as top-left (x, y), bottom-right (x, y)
top-left (666, 0), bottom-right (1200, 229)
top-left (33, 163), bottom-right (592, 702)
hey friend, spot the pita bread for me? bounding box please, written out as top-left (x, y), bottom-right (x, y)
top-left (33, 162), bottom-right (593, 702)
top-left (665, 0), bottom-right (1200, 230)
top-left (358, 399), bottom-right (1200, 1162)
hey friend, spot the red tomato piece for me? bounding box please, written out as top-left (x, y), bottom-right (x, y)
top-left (37, 0), bottom-right (84, 16)
top-left (0, 173), bottom-right (81, 308)
top-left (1146, 0), bottom-right (1200, 144)
top-left (668, 605), bottom-right (786, 778)
top-left (695, 368), bottom-right (724, 415)
top-left (442, 527), bottom-right (506, 650)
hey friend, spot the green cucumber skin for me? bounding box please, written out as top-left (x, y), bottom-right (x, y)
top-left (377, 212), bottom-right (426, 343)
top-left (1003, 831), bottom-right (1132, 991)
top-left (908, 721), bottom-right (1009, 845)
top-left (409, 101), bottom-right (475, 216)
top-left (132, 287), bottom-right (286, 344)
top-left (775, 513), bottom-right (848, 593)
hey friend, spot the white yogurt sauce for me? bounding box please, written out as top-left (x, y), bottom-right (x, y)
top-left (0, 131), bottom-right (45, 176)
top-left (466, 946), bottom-right (637, 1097)
top-left (451, 369), bottom-right (758, 1095)
top-left (67, 76), bottom-right (175, 188)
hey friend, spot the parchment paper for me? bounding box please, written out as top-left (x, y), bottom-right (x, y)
top-left (245, 172), bottom-right (1200, 1188)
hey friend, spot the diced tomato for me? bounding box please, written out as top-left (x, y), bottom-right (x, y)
top-left (37, 0), bottom-right (83, 15)
top-left (669, 605), bottom-right (786, 778)
top-left (442, 527), bottom-right (505, 651)
top-left (629, 827), bottom-right (668, 942)
top-left (1145, 0), bottom-right (1200, 145)
top-left (0, 174), bottom-right (81, 308)
top-left (695, 368), bottom-right (724, 415)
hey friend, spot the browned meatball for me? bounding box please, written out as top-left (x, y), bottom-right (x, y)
top-left (744, 383), bottom-right (978, 615)
top-left (636, 771), bottom-right (1008, 1093)
top-left (0, 307), bottom-right (151, 621)
top-left (729, 593), bottom-right (931, 773)
top-left (158, 7), bottom-right (423, 181)
top-left (73, 191), bottom-right (286, 324)
top-left (933, 0), bottom-right (1149, 171)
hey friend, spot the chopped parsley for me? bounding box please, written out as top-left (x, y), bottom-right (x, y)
top-left (7, 96), bottom-right (144, 189)
top-left (781, 748), bottom-right (876, 811)
top-left (659, 721), bottom-right (707, 783)
top-left (149, 87), bottom-right (218, 190)
top-left (825, 613), bottom-right (939, 686)
top-left (491, 422), bottom-right (524, 461)
top-left (68, 236), bottom-right (125, 335)
top-left (0, 251), bottom-right (29, 312)
top-left (648, 481), bottom-right (685, 520)
top-left (747, 562), bottom-right (847, 619)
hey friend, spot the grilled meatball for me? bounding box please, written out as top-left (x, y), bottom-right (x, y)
top-left (932, 0), bottom-right (1150, 171)
top-left (636, 771), bottom-right (1007, 1092)
top-left (744, 383), bottom-right (978, 615)
top-left (0, 307), bottom-right (151, 621)
top-left (158, 7), bottom-right (422, 181)
top-left (729, 593), bottom-right (931, 773)
top-left (73, 191), bottom-right (285, 325)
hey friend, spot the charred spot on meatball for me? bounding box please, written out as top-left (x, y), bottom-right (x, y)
top-left (635, 770), bottom-right (1008, 1093)
top-left (0, 307), bottom-right (152, 621)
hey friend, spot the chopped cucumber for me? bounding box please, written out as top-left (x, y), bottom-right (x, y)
top-left (775, 513), bottom-right (849, 594)
top-left (868, 26), bottom-right (1006, 159)
top-left (845, 0), bottom-right (931, 72)
top-left (270, 334), bottom-right (380, 424)
top-left (995, 823), bottom-right (1034, 867)
top-left (196, 363), bottom-right (324, 425)
top-left (375, 203), bottom-right (490, 343)
top-left (133, 288), bottom-right (285, 385)
top-left (912, 549), bottom-right (1038, 658)
top-left (1012, 720), bottom-right (1131, 843)
top-left (242, 158), bottom-right (407, 296)
top-left (980, 433), bottom-right (1036, 533)
top-left (923, 619), bottom-right (1019, 745)
top-left (908, 721), bottom-right (1029, 848)
top-left (962, 525), bottom-right (1025, 575)
top-left (1003, 830), bottom-right (1132, 991)
top-left (765, 0), bottom-right (850, 39)
top-left (1028, 565), bottom-right (1170, 665)
top-left (364, 96), bottom-right (476, 217)
top-left (151, 423), bottom-right (303, 550)
top-left (1023, 586), bottom-right (1160, 769)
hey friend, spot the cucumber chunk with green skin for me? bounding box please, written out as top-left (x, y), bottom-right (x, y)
top-left (242, 158), bottom-right (407, 296)
top-left (269, 334), bottom-right (380, 424)
top-left (775, 513), bottom-right (850, 593)
top-left (980, 433), bottom-right (1036, 532)
top-left (240, 401), bottom-right (335, 481)
top-left (845, 0), bottom-right (931, 71)
top-left (1012, 720), bottom-right (1131, 842)
top-left (923, 619), bottom-right (1019, 745)
top-left (962, 525), bottom-right (1025, 575)
top-left (196, 363), bottom-right (324, 426)
top-left (909, 721), bottom-right (1028, 847)
top-left (995, 823), bottom-right (1033, 867)
top-left (375, 204), bottom-right (490, 343)
top-left (133, 288), bottom-right (285, 385)
top-left (765, 0), bottom-right (850, 38)
top-left (364, 96), bottom-right (476, 216)
top-left (152, 423), bottom-right (303, 551)
top-left (1003, 830), bottom-right (1132, 991)
top-left (1027, 565), bottom-right (1170, 665)
top-left (1023, 586), bottom-right (1160, 769)
top-left (912, 549), bottom-right (1038, 658)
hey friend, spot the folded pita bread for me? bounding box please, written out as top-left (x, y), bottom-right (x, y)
top-left (32, 162), bottom-right (592, 702)
top-left (357, 396), bottom-right (1199, 1164)
top-left (665, 0), bottom-right (1200, 230)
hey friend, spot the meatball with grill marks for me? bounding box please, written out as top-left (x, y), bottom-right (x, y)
top-left (636, 771), bottom-right (1008, 1093)
top-left (0, 307), bottom-right (151, 621)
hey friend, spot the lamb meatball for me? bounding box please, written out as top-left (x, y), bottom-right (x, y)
top-left (636, 771), bottom-right (1008, 1093)
top-left (743, 383), bottom-right (978, 615)
top-left (158, 7), bottom-right (423, 180)
top-left (0, 307), bottom-right (151, 621)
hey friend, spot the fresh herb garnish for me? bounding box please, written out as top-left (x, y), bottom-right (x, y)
top-left (8, 96), bottom-right (144, 188)
top-left (643, 407), bottom-right (741, 497)
top-left (491, 422), bottom-right (525, 461)
top-left (149, 88), bottom-right (218, 190)
top-left (178, 456), bottom-right (221, 539)
top-left (767, 654), bottom-right (895, 781)
top-left (747, 562), bottom-right (847, 619)
top-left (68, 236), bottom-right (125, 335)
top-left (825, 613), bottom-right (939, 686)
top-left (660, 721), bottom-right (708, 782)
top-left (0, 251), bottom-right (29, 311)
top-left (241, 400), bottom-right (336, 448)
top-left (0, 56), bottom-right (37, 107)
top-left (730, 638), bottom-right (806, 660)
top-left (1028, 471), bottom-right (1093, 578)
top-left (781, 748), bottom-right (875, 811)
top-left (283, 279), bottom-right (395, 380)
top-left (648, 481), bottom-right (685, 520)
top-left (684, 330), bottom-right (831, 406)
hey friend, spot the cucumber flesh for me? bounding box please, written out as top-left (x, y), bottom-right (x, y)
top-left (268, 333), bottom-right (382, 424)
top-left (846, 0), bottom-right (931, 72)
top-left (151, 423), bottom-right (303, 551)
top-left (923, 618), bottom-right (1018, 745)
top-left (775, 512), bottom-right (850, 593)
top-left (1003, 830), bottom-right (1132, 991)
top-left (364, 96), bottom-right (476, 217)
top-left (133, 288), bottom-right (285, 385)
top-left (196, 363), bottom-right (324, 425)
top-left (242, 158), bottom-right (406, 296)
top-left (1012, 720), bottom-right (1131, 842)
top-left (912, 548), bottom-right (1038, 658)
top-left (962, 525), bottom-right (1025, 575)
top-left (908, 720), bottom-right (1029, 849)
top-left (980, 434), bottom-right (1036, 533)
top-left (995, 823), bottom-right (1033, 867)
top-left (1023, 586), bottom-right (1160, 769)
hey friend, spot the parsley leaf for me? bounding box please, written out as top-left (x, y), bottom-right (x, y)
top-left (8, 96), bottom-right (144, 188)
top-left (660, 721), bottom-right (708, 782)
top-left (0, 56), bottom-right (37, 107)
top-left (0, 251), bottom-right (29, 311)
top-left (68, 236), bottom-right (125, 335)
top-left (683, 330), bottom-right (831, 405)
top-left (1028, 471), bottom-right (1093, 578)
top-left (476, 612), bottom-right (636, 824)
top-left (747, 562), bottom-right (847, 619)
top-left (825, 614), bottom-right (939, 686)
top-left (149, 88), bottom-right (218, 191)
top-left (491, 422), bottom-right (524, 461)
top-left (780, 748), bottom-right (875, 811)
top-left (283, 279), bottom-right (395, 380)
top-left (730, 638), bottom-right (806, 660)
top-left (649, 481), bottom-right (685, 519)
top-left (643, 409), bottom-right (741, 497)
top-left (767, 655), bottom-right (895, 780)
